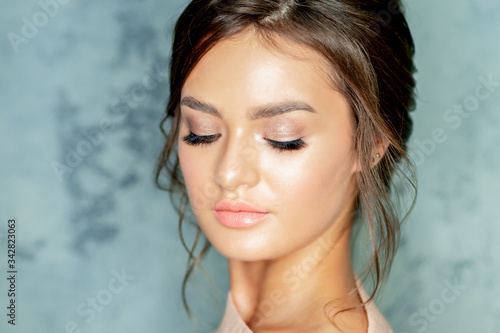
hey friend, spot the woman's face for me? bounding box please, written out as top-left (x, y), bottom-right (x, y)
top-left (178, 29), bottom-right (358, 261)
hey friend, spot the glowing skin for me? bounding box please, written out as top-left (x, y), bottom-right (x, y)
top-left (178, 29), bottom-right (368, 332)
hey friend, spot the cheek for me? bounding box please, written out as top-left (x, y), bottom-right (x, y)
top-left (178, 146), bottom-right (216, 212)
top-left (262, 136), bottom-right (354, 229)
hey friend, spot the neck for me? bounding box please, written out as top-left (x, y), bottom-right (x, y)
top-left (227, 216), bottom-right (364, 332)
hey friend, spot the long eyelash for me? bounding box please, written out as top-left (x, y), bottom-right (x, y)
top-left (182, 132), bottom-right (221, 146)
top-left (182, 132), bottom-right (307, 152)
top-left (265, 138), bottom-right (307, 152)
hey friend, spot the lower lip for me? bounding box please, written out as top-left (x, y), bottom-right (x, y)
top-left (213, 210), bottom-right (269, 228)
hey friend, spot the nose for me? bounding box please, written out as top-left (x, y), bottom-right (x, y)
top-left (214, 136), bottom-right (259, 192)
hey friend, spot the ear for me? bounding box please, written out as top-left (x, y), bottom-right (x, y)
top-left (352, 136), bottom-right (390, 173)
top-left (372, 136), bottom-right (390, 167)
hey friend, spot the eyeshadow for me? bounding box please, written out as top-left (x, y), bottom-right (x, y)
top-left (266, 119), bottom-right (305, 137)
top-left (183, 113), bottom-right (218, 134)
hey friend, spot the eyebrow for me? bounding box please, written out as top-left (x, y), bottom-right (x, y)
top-left (180, 96), bottom-right (316, 120)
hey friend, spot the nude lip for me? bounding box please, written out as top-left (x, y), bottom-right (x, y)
top-left (213, 199), bottom-right (269, 228)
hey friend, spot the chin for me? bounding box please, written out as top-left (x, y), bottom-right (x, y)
top-left (201, 223), bottom-right (283, 262)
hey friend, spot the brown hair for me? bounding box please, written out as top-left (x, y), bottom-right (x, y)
top-left (156, 0), bottom-right (417, 328)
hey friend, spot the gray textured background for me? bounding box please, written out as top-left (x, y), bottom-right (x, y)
top-left (0, 0), bottom-right (499, 332)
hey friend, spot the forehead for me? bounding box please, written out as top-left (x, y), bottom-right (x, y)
top-left (181, 29), bottom-right (340, 107)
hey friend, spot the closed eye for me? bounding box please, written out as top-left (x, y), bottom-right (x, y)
top-left (264, 138), bottom-right (307, 152)
top-left (182, 132), bottom-right (307, 152)
top-left (182, 132), bottom-right (221, 146)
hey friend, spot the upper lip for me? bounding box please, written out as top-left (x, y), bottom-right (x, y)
top-left (213, 199), bottom-right (267, 213)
